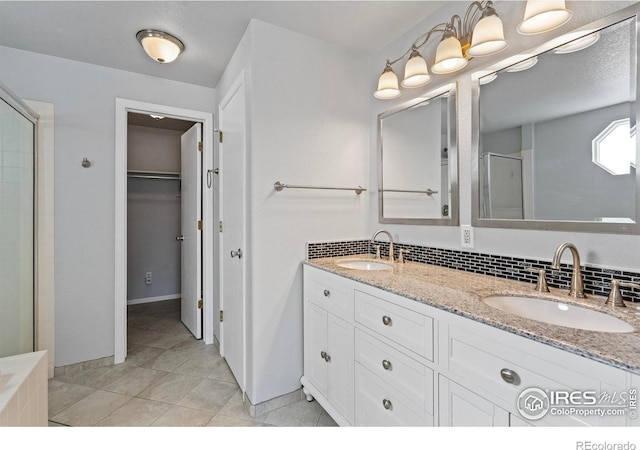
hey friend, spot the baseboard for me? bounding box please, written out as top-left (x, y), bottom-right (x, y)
top-left (246, 388), bottom-right (304, 417)
top-left (127, 294), bottom-right (181, 305)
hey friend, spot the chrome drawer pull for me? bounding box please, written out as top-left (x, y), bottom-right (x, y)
top-left (382, 399), bottom-right (393, 410)
top-left (323, 289), bottom-right (331, 297)
top-left (382, 315), bottom-right (392, 326)
top-left (500, 368), bottom-right (520, 385)
top-left (382, 360), bottom-right (392, 371)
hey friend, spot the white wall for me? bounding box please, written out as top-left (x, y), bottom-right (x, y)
top-left (368, 1), bottom-right (640, 271)
top-left (216, 19), bottom-right (369, 404)
top-left (0, 46), bottom-right (216, 366)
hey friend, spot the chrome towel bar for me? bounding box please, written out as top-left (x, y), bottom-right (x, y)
top-left (382, 188), bottom-right (438, 196)
top-left (274, 181), bottom-right (366, 195)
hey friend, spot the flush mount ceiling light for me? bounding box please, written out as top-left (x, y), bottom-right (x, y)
top-left (374, 1), bottom-right (508, 99)
top-left (136, 29), bottom-right (184, 63)
top-left (517, 0), bottom-right (572, 35)
top-left (149, 114), bottom-right (165, 120)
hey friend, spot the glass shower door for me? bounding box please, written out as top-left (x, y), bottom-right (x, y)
top-left (0, 92), bottom-right (36, 358)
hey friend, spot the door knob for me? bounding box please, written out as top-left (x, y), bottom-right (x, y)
top-left (230, 248), bottom-right (243, 259)
top-left (176, 235), bottom-right (184, 241)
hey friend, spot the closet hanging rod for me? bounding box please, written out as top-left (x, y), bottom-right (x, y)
top-left (274, 181), bottom-right (366, 195)
top-left (382, 188), bottom-right (438, 196)
top-left (127, 170), bottom-right (180, 180)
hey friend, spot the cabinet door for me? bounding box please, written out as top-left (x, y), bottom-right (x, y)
top-left (307, 302), bottom-right (329, 395)
top-left (438, 376), bottom-right (509, 426)
top-left (327, 313), bottom-right (354, 423)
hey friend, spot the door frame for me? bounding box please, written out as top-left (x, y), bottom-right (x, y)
top-left (114, 98), bottom-right (214, 364)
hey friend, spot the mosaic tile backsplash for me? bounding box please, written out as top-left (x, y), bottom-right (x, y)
top-left (306, 240), bottom-right (640, 303)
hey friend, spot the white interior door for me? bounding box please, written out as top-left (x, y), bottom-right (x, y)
top-left (180, 123), bottom-right (202, 339)
top-left (219, 74), bottom-right (246, 391)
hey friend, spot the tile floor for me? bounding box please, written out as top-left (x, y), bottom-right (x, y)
top-left (48, 299), bottom-right (336, 427)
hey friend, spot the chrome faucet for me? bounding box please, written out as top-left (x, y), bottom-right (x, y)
top-left (371, 229), bottom-right (394, 263)
top-left (551, 243), bottom-right (586, 298)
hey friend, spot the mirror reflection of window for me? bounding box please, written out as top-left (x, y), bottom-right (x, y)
top-left (478, 16), bottom-right (636, 224)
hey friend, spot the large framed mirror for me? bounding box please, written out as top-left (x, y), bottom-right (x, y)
top-left (472, 4), bottom-right (640, 234)
top-left (378, 85), bottom-right (458, 225)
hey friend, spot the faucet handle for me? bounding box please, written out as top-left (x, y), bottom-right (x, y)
top-left (525, 267), bottom-right (550, 293)
top-left (605, 280), bottom-right (640, 307)
top-left (398, 249), bottom-right (409, 263)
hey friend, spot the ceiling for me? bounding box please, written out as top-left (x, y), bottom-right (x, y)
top-left (0, 1), bottom-right (446, 89)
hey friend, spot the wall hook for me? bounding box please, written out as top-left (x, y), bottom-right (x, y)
top-left (81, 158), bottom-right (91, 168)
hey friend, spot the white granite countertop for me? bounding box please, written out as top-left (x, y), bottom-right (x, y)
top-left (306, 256), bottom-right (640, 374)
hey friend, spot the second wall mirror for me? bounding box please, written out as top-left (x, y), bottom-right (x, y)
top-left (472, 4), bottom-right (639, 234)
top-left (378, 85), bottom-right (458, 225)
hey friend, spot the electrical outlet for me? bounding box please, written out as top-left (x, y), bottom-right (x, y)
top-left (461, 225), bottom-right (474, 248)
top-left (145, 272), bottom-right (152, 285)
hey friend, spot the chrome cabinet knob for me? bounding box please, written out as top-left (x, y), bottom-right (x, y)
top-left (382, 360), bottom-right (392, 371)
top-left (382, 399), bottom-right (393, 410)
top-left (323, 289), bottom-right (331, 297)
top-left (230, 248), bottom-right (243, 259)
top-left (320, 351), bottom-right (330, 362)
top-left (382, 315), bottom-right (392, 326)
top-left (176, 235), bottom-right (184, 241)
top-left (500, 368), bottom-right (520, 385)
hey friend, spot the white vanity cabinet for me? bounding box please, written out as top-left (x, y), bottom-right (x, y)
top-left (302, 266), bottom-right (355, 425)
top-left (302, 264), bottom-right (639, 427)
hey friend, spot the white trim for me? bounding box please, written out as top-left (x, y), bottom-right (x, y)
top-left (127, 294), bottom-right (181, 306)
top-left (115, 98), bottom-right (214, 364)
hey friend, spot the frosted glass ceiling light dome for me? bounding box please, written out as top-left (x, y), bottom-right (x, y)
top-left (554, 32), bottom-right (600, 54)
top-left (467, 9), bottom-right (508, 57)
top-left (402, 49), bottom-right (431, 88)
top-left (136, 29), bottom-right (185, 63)
top-left (432, 32), bottom-right (468, 75)
top-left (518, 0), bottom-right (572, 35)
top-left (374, 63), bottom-right (401, 99)
top-left (506, 56), bottom-right (538, 72)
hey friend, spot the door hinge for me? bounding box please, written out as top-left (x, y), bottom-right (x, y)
top-left (219, 131), bottom-right (223, 143)
top-left (219, 310), bottom-right (224, 322)
top-left (197, 220), bottom-right (203, 230)
top-left (218, 221), bottom-right (223, 232)
top-left (198, 141), bottom-right (203, 152)
top-left (198, 299), bottom-right (203, 309)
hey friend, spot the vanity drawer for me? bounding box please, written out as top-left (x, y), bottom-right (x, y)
top-left (304, 266), bottom-right (352, 319)
top-left (354, 290), bottom-right (433, 361)
top-left (355, 363), bottom-right (433, 427)
top-left (355, 328), bottom-right (433, 414)
top-left (442, 322), bottom-right (628, 426)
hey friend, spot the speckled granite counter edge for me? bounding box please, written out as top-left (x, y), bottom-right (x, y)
top-left (305, 256), bottom-right (640, 375)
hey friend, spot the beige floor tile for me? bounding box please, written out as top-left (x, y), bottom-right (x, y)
top-left (177, 379), bottom-right (238, 413)
top-left (137, 372), bottom-right (203, 404)
top-left (175, 352), bottom-right (236, 383)
top-left (151, 405), bottom-right (213, 427)
top-left (141, 349), bottom-right (194, 372)
top-left (143, 330), bottom-right (193, 350)
top-left (50, 390), bottom-right (132, 426)
top-left (102, 366), bottom-right (169, 396)
top-left (317, 411), bottom-right (338, 426)
top-left (47, 379), bottom-right (96, 417)
top-left (124, 345), bottom-right (165, 366)
top-left (207, 414), bottom-right (272, 427)
top-left (218, 390), bottom-right (268, 423)
top-left (169, 337), bottom-right (210, 355)
top-left (264, 400), bottom-right (326, 427)
top-left (96, 398), bottom-right (171, 426)
top-left (54, 362), bottom-right (137, 389)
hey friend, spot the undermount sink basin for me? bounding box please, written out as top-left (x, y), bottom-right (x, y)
top-left (483, 295), bottom-right (635, 333)
top-left (336, 259), bottom-right (393, 271)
